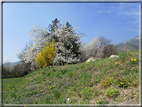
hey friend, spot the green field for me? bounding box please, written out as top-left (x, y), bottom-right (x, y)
top-left (3, 50), bottom-right (140, 105)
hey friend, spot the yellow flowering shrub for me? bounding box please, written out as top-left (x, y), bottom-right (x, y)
top-left (35, 40), bottom-right (57, 68)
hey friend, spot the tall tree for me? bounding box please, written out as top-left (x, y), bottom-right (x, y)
top-left (48, 18), bottom-right (61, 42)
top-left (52, 24), bottom-right (84, 65)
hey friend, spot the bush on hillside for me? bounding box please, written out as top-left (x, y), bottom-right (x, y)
top-left (35, 40), bottom-right (57, 68)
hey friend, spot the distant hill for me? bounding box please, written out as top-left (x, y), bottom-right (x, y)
top-left (114, 35), bottom-right (139, 53)
top-left (2, 61), bottom-right (22, 68)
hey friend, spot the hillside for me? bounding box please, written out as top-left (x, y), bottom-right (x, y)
top-left (115, 35), bottom-right (139, 53)
top-left (3, 50), bottom-right (140, 105)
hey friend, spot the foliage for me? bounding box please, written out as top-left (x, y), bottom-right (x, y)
top-left (119, 52), bottom-right (127, 62)
top-left (35, 40), bottom-right (57, 68)
top-left (60, 69), bottom-right (68, 74)
top-left (80, 87), bottom-right (95, 99)
top-left (104, 88), bottom-right (119, 98)
top-left (117, 79), bottom-right (128, 88)
top-left (97, 100), bottom-right (108, 104)
top-left (53, 89), bottom-right (62, 99)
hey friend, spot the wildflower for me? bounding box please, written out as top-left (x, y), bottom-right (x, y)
top-left (67, 98), bottom-right (70, 101)
top-left (131, 58), bottom-right (137, 62)
top-left (86, 63), bottom-right (88, 64)
top-left (41, 90), bottom-right (43, 92)
top-left (135, 68), bottom-right (137, 70)
top-left (24, 105), bottom-right (26, 107)
top-left (120, 82), bottom-right (124, 84)
top-left (115, 62), bottom-right (118, 64)
top-left (131, 52), bottom-right (132, 55)
top-left (53, 95), bottom-right (54, 96)
top-left (42, 81), bottom-right (44, 84)
top-left (99, 100), bottom-right (101, 102)
top-left (58, 80), bottom-right (59, 81)
top-left (50, 100), bottom-right (52, 102)
top-left (51, 90), bottom-right (53, 92)
top-left (38, 81), bottom-right (40, 83)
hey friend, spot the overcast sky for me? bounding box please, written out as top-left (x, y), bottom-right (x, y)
top-left (3, 2), bottom-right (139, 63)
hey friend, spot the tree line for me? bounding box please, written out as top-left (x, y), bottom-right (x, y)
top-left (2, 18), bottom-right (118, 78)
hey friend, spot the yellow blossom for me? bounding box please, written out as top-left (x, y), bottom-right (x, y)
top-left (99, 100), bottom-right (101, 102)
top-left (131, 52), bottom-right (132, 55)
top-left (133, 59), bottom-right (137, 61)
top-left (50, 100), bottom-right (52, 102)
top-left (115, 62), bottom-right (118, 64)
top-left (41, 90), bottom-right (43, 92)
top-left (120, 82), bottom-right (124, 84)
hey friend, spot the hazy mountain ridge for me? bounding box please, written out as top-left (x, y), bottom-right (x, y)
top-left (114, 35), bottom-right (139, 53)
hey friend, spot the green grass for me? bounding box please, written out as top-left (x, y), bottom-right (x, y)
top-left (3, 50), bottom-right (140, 104)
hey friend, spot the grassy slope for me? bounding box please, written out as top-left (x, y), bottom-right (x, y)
top-left (3, 50), bottom-right (140, 104)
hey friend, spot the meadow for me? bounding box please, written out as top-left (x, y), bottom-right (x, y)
top-left (3, 50), bottom-right (140, 105)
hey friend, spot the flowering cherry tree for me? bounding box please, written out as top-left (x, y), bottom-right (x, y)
top-left (22, 23), bottom-right (85, 68)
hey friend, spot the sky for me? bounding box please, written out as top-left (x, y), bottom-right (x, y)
top-left (2, 2), bottom-right (139, 63)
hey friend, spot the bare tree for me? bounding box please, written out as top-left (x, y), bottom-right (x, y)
top-left (106, 44), bottom-right (118, 57)
top-left (98, 35), bottom-right (112, 58)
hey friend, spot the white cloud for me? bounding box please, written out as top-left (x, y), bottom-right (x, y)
top-left (98, 10), bottom-right (112, 14)
top-left (116, 10), bottom-right (139, 16)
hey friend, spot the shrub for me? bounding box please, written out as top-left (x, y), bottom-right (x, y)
top-left (104, 88), bottom-right (119, 98)
top-left (35, 40), bottom-right (57, 69)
